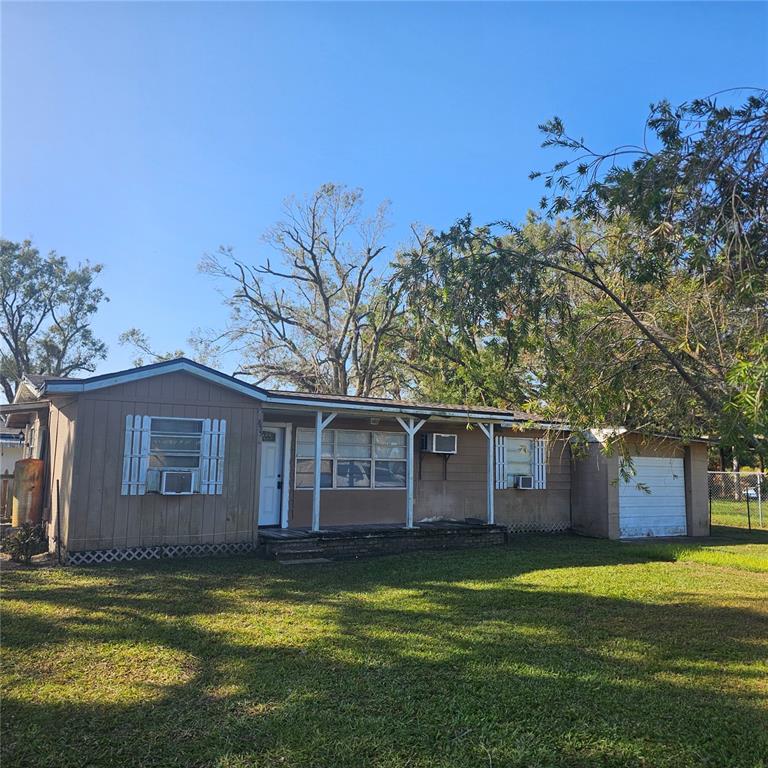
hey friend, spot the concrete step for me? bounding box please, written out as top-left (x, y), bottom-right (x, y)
top-left (270, 547), bottom-right (324, 557)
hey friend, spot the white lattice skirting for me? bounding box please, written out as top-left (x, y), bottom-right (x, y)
top-left (66, 541), bottom-right (256, 566)
top-left (506, 521), bottom-right (570, 534)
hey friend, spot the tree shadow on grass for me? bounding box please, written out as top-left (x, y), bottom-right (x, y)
top-left (2, 537), bottom-right (767, 767)
top-left (709, 525), bottom-right (768, 543)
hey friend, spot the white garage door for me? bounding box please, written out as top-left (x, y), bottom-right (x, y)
top-left (619, 457), bottom-right (687, 538)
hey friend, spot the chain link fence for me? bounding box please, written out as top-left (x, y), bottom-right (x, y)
top-left (708, 471), bottom-right (766, 530)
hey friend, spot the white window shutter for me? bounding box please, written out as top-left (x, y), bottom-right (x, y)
top-left (200, 418), bottom-right (226, 495)
top-left (200, 418), bottom-right (213, 494)
top-left (533, 438), bottom-right (547, 489)
top-left (121, 415), bottom-right (134, 495)
top-left (137, 416), bottom-right (151, 494)
top-left (214, 419), bottom-right (226, 495)
top-left (121, 415), bottom-right (150, 495)
top-left (495, 435), bottom-right (507, 489)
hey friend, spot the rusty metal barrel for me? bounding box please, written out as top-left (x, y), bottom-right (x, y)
top-left (11, 458), bottom-right (44, 527)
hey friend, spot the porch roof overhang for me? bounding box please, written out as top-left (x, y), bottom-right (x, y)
top-left (263, 393), bottom-right (557, 428)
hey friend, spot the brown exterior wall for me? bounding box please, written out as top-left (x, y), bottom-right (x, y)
top-left (416, 427), bottom-right (571, 532)
top-left (284, 416), bottom-right (571, 531)
top-left (61, 372), bottom-right (263, 553)
top-left (571, 435), bottom-right (710, 539)
top-left (570, 442), bottom-right (616, 539)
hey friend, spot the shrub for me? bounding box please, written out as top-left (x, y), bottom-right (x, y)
top-left (1, 523), bottom-right (47, 565)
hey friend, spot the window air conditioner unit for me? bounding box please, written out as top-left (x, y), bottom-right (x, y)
top-left (515, 475), bottom-right (534, 490)
top-left (160, 470), bottom-right (197, 495)
top-left (420, 433), bottom-right (458, 454)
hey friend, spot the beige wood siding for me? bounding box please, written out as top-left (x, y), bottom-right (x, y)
top-left (64, 372), bottom-right (263, 552)
top-left (47, 398), bottom-right (78, 552)
top-left (685, 442), bottom-right (709, 536)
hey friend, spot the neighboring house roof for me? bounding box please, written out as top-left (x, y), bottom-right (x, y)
top-left (23, 373), bottom-right (76, 389)
top-left (0, 400), bottom-right (51, 429)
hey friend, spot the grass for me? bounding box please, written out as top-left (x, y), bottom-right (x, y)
top-left (622, 526), bottom-right (768, 573)
top-left (2, 533), bottom-right (767, 768)
top-left (711, 499), bottom-right (768, 530)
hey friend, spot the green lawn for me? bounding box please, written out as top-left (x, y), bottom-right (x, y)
top-left (711, 498), bottom-right (768, 530)
top-left (2, 533), bottom-right (767, 768)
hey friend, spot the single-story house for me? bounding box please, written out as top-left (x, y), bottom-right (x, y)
top-left (0, 426), bottom-right (24, 477)
top-left (1, 358), bottom-right (710, 564)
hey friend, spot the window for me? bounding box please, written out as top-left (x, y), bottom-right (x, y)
top-left (121, 414), bottom-right (227, 496)
top-left (25, 425), bottom-right (36, 459)
top-left (295, 428), bottom-right (407, 489)
top-left (373, 432), bottom-right (407, 488)
top-left (504, 437), bottom-right (532, 480)
top-left (494, 435), bottom-right (547, 490)
top-left (149, 418), bottom-right (203, 470)
top-left (296, 429), bottom-right (334, 488)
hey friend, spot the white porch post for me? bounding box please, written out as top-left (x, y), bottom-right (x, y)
top-left (396, 416), bottom-right (426, 528)
top-left (479, 422), bottom-right (495, 525)
top-left (312, 410), bottom-right (337, 532)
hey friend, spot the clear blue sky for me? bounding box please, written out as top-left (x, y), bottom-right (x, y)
top-left (3, 1), bottom-right (766, 376)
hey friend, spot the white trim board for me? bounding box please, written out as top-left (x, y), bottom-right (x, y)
top-left (43, 360), bottom-right (269, 401)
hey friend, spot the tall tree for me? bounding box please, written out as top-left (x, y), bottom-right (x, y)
top-left (532, 90), bottom-right (767, 454)
top-left (0, 239), bottom-right (108, 402)
top-left (201, 183), bottom-right (407, 395)
top-left (118, 328), bottom-right (186, 368)
top-left (396, 91), bottom-right (767, 458)
top-left (392, 217), bottom-right (553, 407)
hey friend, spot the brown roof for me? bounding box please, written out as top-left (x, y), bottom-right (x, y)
top-left (266, 389), bottom-right (543, 421)
top-left (18, 359), bottom-right (546, 423)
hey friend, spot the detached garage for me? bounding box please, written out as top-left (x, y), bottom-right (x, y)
top-left (571, 431), bottom-right (710, 539)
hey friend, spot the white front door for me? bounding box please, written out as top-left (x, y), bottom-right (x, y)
top-left (259, 427), bottom-right (285, 526)
top-left (619, 457), bottom-right (687, 538)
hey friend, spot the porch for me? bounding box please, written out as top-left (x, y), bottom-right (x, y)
top-left (257, 519), bottom-right (508, 563)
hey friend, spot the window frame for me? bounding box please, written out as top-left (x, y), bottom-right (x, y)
top-left (295, 427), bottom-right (407, 490)
top-left (148, 416), bottom-right (205, 473)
